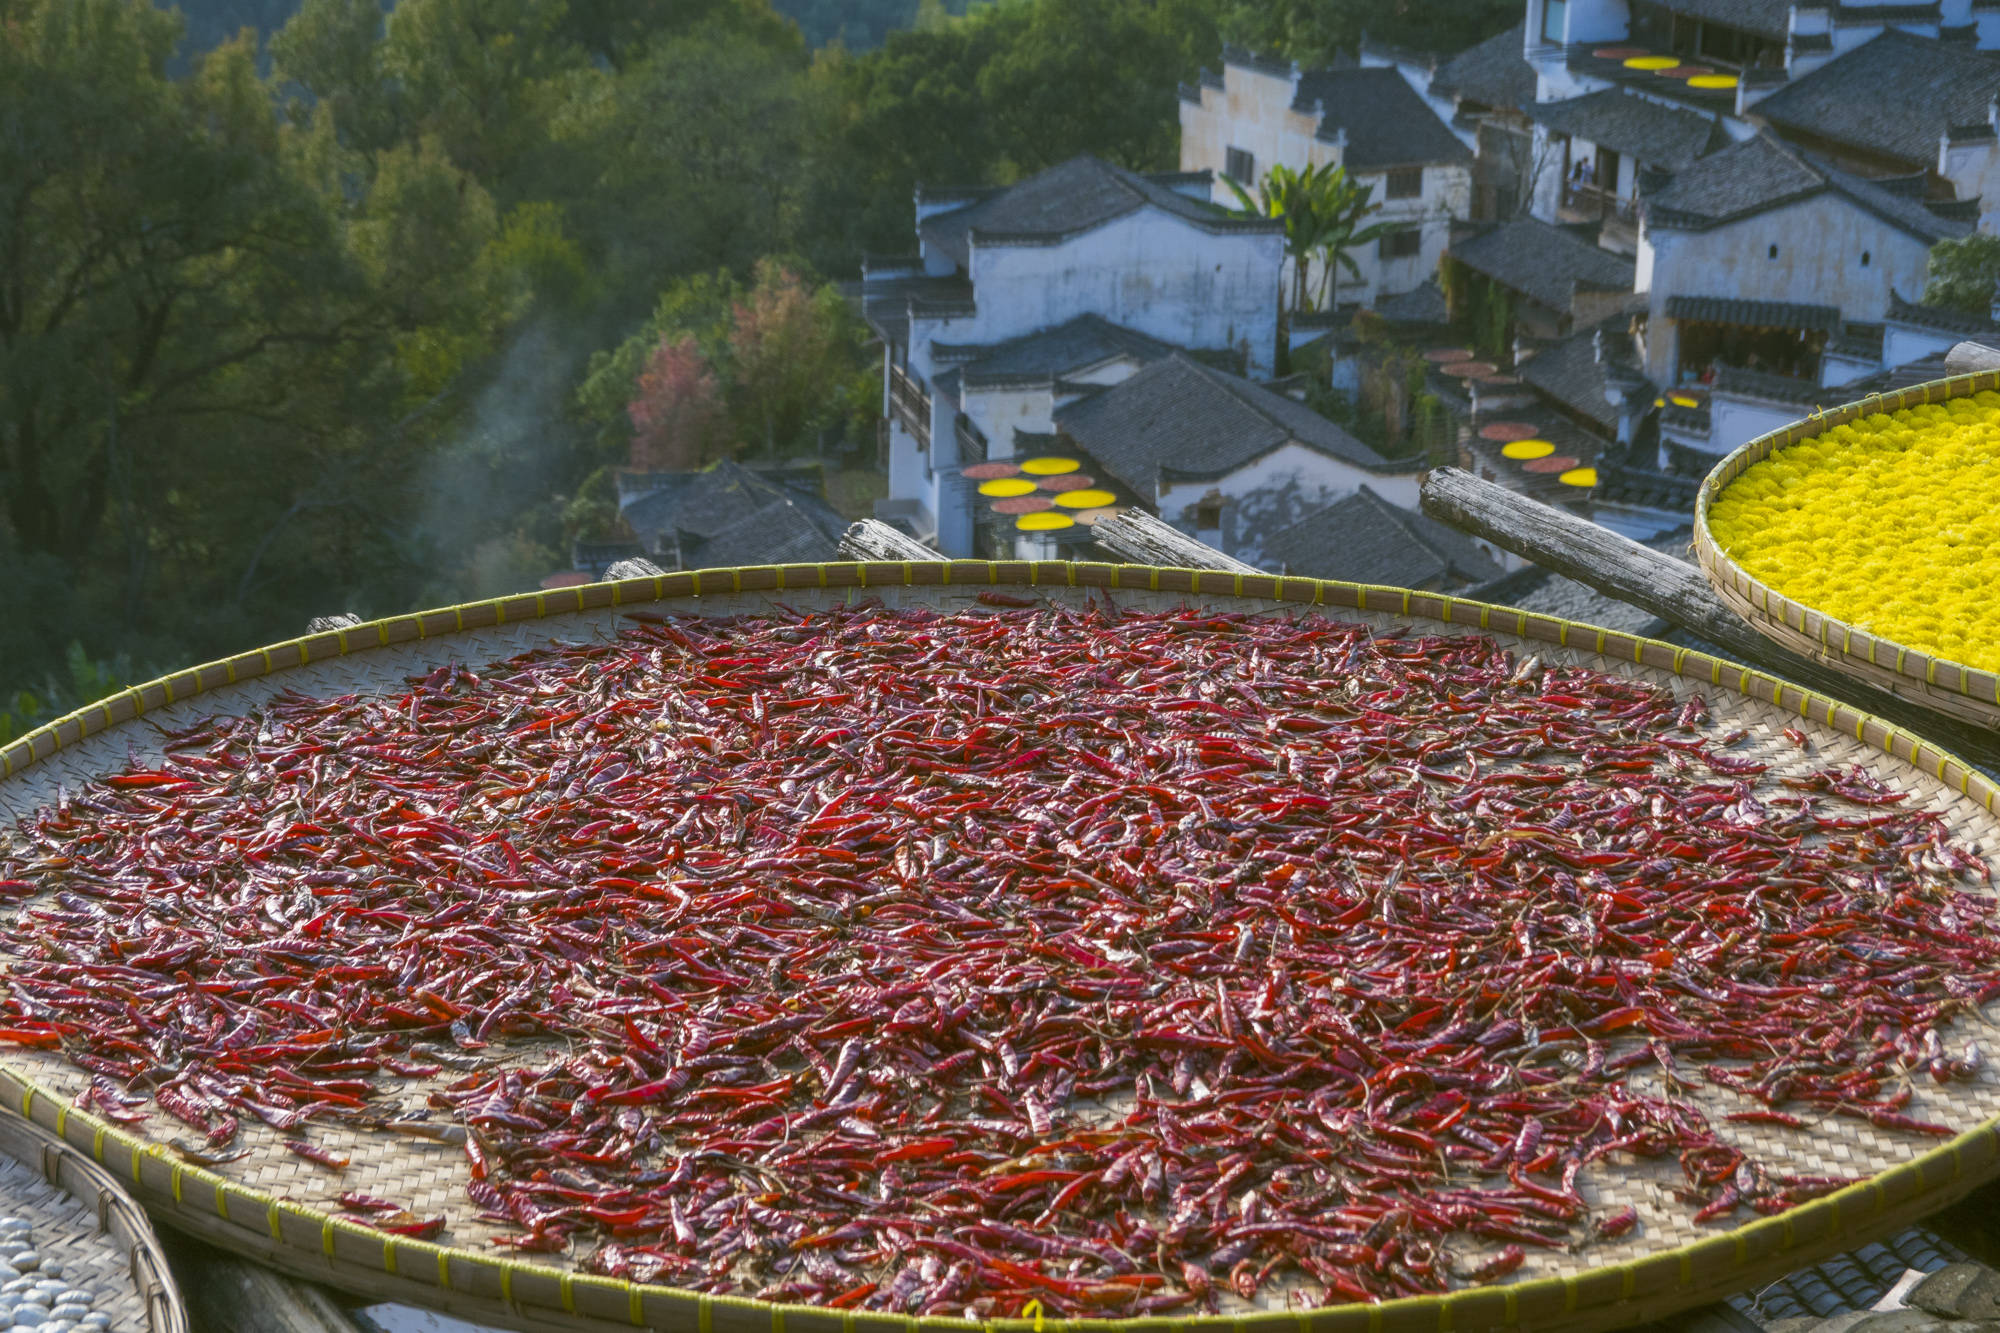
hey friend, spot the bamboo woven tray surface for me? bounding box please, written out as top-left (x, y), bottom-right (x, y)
top-left (0, 1107), bottom-right (187, 1332)
top-left (1694, 369), bottom-right (2000, 729)
top-left (3, 566), bottom-right (2000, 1333)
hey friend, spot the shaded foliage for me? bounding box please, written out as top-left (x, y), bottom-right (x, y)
top-left (3, 0), bottom-right (1506, 711)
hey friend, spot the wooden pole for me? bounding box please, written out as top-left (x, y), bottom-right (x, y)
top-left (1420, 467), bottom-right (2000, 770)
top-left (1946, 341), bottom-right (2000, 377)
top-left (1089, 510), bottom-right (1259, 573)
top-left (161, 1232), bottom-right (360, 1333)
top-left (838, 519), bottom-right (937, 562)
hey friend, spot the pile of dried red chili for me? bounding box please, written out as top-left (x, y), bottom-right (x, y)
top-left (0, 603), bottom-right (1994, 1317)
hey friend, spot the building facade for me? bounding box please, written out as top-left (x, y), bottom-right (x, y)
top-left (1178, 54), bottom-right (1474, 307)
top-left (861, 156), bottom-right (1286, 556)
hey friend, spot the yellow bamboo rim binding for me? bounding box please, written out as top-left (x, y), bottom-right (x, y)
top-left (1693, 367), bottom-right (2000, 730)
top-left (5, 564), bottom-right (2000, 1331)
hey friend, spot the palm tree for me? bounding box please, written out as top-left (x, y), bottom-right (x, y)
top-left (1222, 163), bottom-right (1406, 312)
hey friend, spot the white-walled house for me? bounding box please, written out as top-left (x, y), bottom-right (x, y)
top-left (1751, 32), bottom-right (2000, 230)
top-left (1637, 135), bottom-right (1967, 382)
top-left (1178, 54), bottom-right (1473, 307)
top-left (860, 155), bottom-right (1285, 556)
top-left (1051, 354), bottom-right (1423, 564)
top-left (1636, 135), bottom-right (1971, 466)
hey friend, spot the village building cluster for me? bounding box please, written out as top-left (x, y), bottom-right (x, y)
top-left (595, 0), bottom-right (2000, 595)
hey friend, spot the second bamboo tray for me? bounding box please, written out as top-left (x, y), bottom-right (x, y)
top-left (1694, 368), bottom-right (2000, 731)
top-left (5, 563), bottom-right (2000, 1332)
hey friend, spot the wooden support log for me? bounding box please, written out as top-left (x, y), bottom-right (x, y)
top-left (838, 519), bottom-right (937, 562)
top-left (1089, 510), bottom-right (1259, 573)
top-left (1420, 467), bottom-right (2000, 770)
top-left (1946, 341), bottom-right (2000, 377)
top-left (161, 1231), bottom-right (359, 1333)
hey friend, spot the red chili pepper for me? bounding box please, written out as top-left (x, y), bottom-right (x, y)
top-left (1, 605), bottom-right (1993, 1315)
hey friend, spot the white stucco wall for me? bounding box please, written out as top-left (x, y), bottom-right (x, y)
top-left (1181, 59), bottom-right (1473, 306)
top-left (1940, 138), bottom-right (2000, 232)
top-left (968, 213), bottom-right (1284, 375)
top-left (1709, 394), bottom-right (1811, 456)
top-left (1882, 320), bottom-right (1963, 370)
top-left (1641, 196), bottom-right (1936, 380)
top-left (1821, 350), bottom-right (1883, 387)
top-left (1179, 63), bottom-right (1324, 198)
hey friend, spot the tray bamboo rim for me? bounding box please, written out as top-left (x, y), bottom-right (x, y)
top-left (2, 560), bottom-right (2000, 1333)
top-left (1692, 368), bottom-right (2000, 731)
top-left (0, 1102), bottom-right (189, 1333)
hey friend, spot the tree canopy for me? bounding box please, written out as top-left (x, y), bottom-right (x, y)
top-left (1, 0), bottom-right (1515, 726)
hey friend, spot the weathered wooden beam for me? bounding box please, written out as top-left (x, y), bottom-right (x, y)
top-left (838, 519), bottom-right (937, 562)
top-left (1090, 510), bottom-right (1259, 574)
top-left (1946, 341), bottom-right (2000, 377)
top-left (161, 1232), bottom-right (359, 1333)
top-left (604, 556), bottom-right (667, 580)
top-left (1420, 467), bottom-right (2000, 769)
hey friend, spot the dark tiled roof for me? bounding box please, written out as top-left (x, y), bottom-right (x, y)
top-left (936, 316), bottom-right (1177, 388)
top-left (1886, 289), bottom-right (2000, 334)
top-left (1664, 294), bottom-right (1842, 333)
top-left (1826, 322), bottom-right (1887, 359)
top-left (1730, 1227), bottom-right (1967, 1324)
top-left (1374, 281), bottom-right (1451, 326)
top-left (619, 461), bottom-right (846, 568)
top-left (1518, 321), bottom-right (1653, 431)
top-left (1428, 23), bottom-right (1537, 111)
top-left (1655, 0), bottom-right (1792, 39)
top-left (1644, 133), bottom-right (1971, 242)
top-left (919, 157), bottom-right (1273, 270)
top-left (1292, 67), bottom-right (1474, 170)
top-left (1597, 463), bottom-right (1700, 512)
top-left (857, 273), bottom-right (976, 348)
top-left (1840, 349), bottom-right (1954, 394)
top-left (1447, 217), bottom-right (1635, 315)
top-left (1661, 402), bottom-right (1711, 436)
top-left (1053, 354), bottom-right (1405, 497)
top-left (1754, 31), bottom-right (2000, 167)
top-left (1262, 486), bottom-right (1503, 589)
top-left (1712, 365), bottom-right (1835, 405)
top-left (1526, 89), bottom-right (1729, 171)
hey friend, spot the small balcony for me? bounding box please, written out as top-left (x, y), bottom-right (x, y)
top-left (889, 364), bottom-right (932, 449)
top-left (1561, 184), bottom-right (1639, 254)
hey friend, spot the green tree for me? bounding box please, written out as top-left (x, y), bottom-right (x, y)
top-left (1217, 0), bottom-right (1520, 65)
top-left (728, 260), bottom-right (873, 454)
top-left (1222, 162), bottom-right (1397, 312)
top-left (1923, 234), bottom-right (2000, 317)
top-left (0, 4), bottom-right (365, 567)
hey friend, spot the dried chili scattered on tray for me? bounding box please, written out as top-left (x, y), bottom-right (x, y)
top-left (0, 604), bottom-right (1994, 1316)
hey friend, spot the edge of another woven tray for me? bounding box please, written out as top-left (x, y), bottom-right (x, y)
top-left (3, 564), bottom-right (2000, 1333)
top-left (0, 1103), bottom-right (189, 1333)
top-left (1692, 368), bottom-right (2000, 730)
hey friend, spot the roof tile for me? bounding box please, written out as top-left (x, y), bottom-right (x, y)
top-left (1447, 217), bottom-right (1635, 315)
top-left (1053, 354), bottom-right (1407, 497)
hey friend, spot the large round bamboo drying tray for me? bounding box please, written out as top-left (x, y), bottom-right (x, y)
top-left (0, 1103), bottom-right (188, 1332)
top-left (1693, 368), bottom-right (2000, 730)
top-left (5, 561), bottom-right (2000, 1333)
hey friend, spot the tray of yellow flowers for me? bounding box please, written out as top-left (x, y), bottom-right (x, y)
top-left (1694, 370), bottom-right (2000, 730)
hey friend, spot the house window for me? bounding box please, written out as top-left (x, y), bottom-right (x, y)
top-left (1195, 500), bottom-right (1223, 529)
top-left (1386, 167), bottom-right (1423, 200)
top-left (1862, 250), bottom-right (1872, 267)
top-left (1225, 147), bottom-right (1255, 184)
top-left (1541, 0), bottom-right (1567, 44)
top-left (1380, 229), bottom-right (1423, 260)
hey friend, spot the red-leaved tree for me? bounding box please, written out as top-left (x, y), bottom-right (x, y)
top-left (627, 333), bottom-right (725, 470)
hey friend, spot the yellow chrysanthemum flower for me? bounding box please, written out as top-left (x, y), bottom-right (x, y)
top-left (1710, 397), bottom-right (2000, 672)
